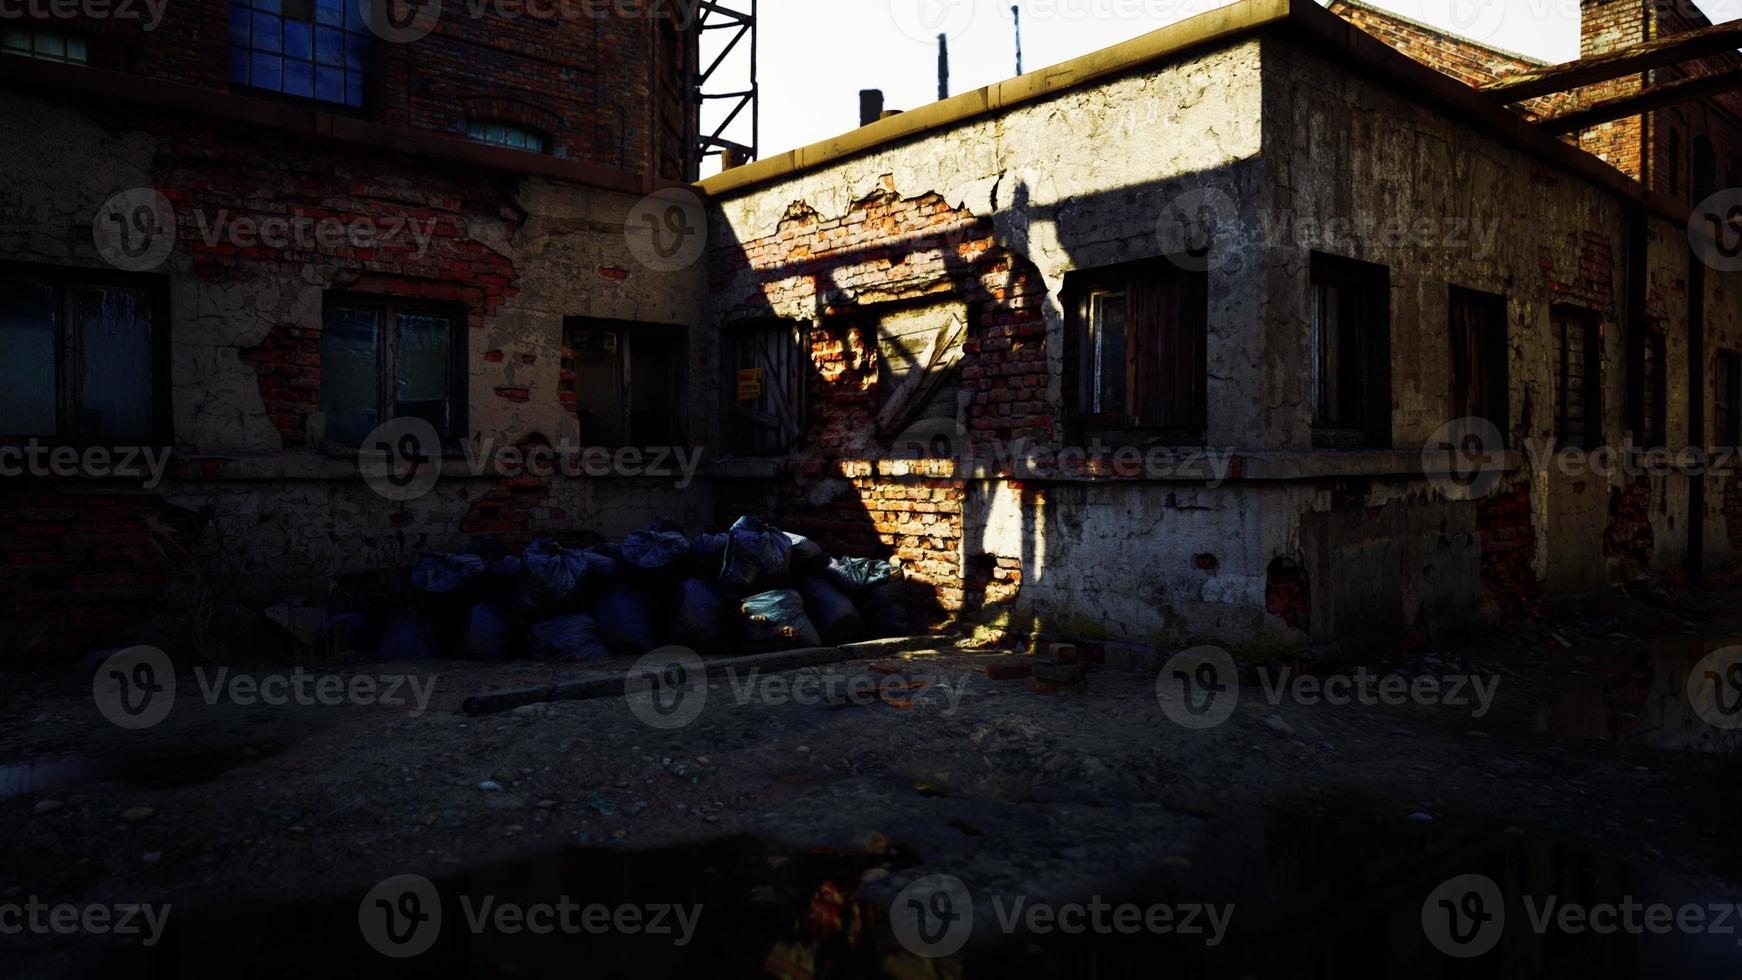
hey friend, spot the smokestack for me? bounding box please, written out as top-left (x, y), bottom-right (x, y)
top-left (859, 89), bottom-right (885, 127)
top-left (938, 33), bottom-right (950, 101)
top-left (1013, 5), bottom-right (1023, 76)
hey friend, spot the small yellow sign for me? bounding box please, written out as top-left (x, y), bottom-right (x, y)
top-left (736, 368), bottom-right (764, 401)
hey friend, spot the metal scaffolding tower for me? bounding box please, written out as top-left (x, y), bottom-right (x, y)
top-left (693, 0), bottom-right (758, 172)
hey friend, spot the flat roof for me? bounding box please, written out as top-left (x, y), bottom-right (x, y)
top-left (699, 0), bottom-right (1689, 227)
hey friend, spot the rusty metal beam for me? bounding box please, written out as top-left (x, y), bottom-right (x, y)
top-left (1483, 20), bottom-right (1742, 103)
top-left (1537, 63), bottom-right (1742, 134)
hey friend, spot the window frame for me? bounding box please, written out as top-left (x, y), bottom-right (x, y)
top-left (1, 28), bottom-right (90, 65)
top-left (1551, 305), bottom-right (1603, 451)
top-left (1639, 327), bottom-right (1669, 448)
top-left (1716, 349), bottom-right (1742, 450)
top-left (0, 261), bottom-right (172, 448)
top-left (1063, 257), bottom-right (1209, 447)
top-left (465, 120), bottom-right (550, 154)
top-left (721, 318), bottom-right (807, 458)
top-left (1309, 252), bottom-right (1392, 449)
top-left (1447, 285), bottom-right (1511, 449)
top-left (563, 316), bottom-right (689, 449)
top-left (318, 292), bottom-right (468, 450)
top-left (227, 0), bottom-right (373, 113)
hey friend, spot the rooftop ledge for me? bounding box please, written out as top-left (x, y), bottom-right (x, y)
top-left (698, 0), bottom-right (1690, 229)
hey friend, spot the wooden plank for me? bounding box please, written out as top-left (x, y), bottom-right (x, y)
top-left (1537, 64), bottom-right (1742, 134)
top-left (1484, 21), bottom-right (1742, 103)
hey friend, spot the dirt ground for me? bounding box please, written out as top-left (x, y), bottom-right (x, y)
top-left (6, 583), bottom-right (1742, 977)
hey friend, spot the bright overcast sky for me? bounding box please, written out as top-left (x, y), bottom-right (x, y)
top-left (699, 0), bottom-right (1737, 176)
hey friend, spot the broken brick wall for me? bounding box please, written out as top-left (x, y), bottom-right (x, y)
top-left (0, 79), bottom-right (710, 659)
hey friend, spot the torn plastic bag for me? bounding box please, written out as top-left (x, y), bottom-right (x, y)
top-left (740, 589), bottom-right (822, 649)
top-left (820, 556), bottom-right (898, 594)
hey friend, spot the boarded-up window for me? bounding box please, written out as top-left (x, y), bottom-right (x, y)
top-left (0, 266), bottom-right (165, 442)
top-left (724, 320), bottom-right (806, 455)
top-left (1553, 308), bottom-right (1602, 450)
top-left (564, 317), bottom-right (687, 447)
top-left (1065, 259), bottom-right (1208, 441)
top-left (1311, 253), bottom-right (1391, 448)
top-left (1448, 286), bottom-right (1509, 447)
top-left (1717, 350), bottom-right (1741, 449)
top-left (875, 303), bottom-right (968, 439)
top-left (321, 297), bottom-right (463, 447)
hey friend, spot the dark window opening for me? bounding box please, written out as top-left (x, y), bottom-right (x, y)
top-left (1448, 285), bottom-right (1509, 448)
top-left (1310, 253), bottom-right (1391, 448)
top-left (1065, 259), bottom-right (1208, 444)
top-left (2, 29), bottom-right (88, 65)
top-left (564, 318), bottom-right (687, 447)
top-left (0, 266), bottom-right (168, 443)
top-left (1641, 329), bottom-right (1667, 447)
top-left (1667, 127), bottom-right (1683, 199)
top-left (319, 296), bottom-right (464, 447)
top-left (228, 0), bottom-right (368, 108)
top-left (1717, 350), bottom-right (1741, 450)
top-left (1553, 307), bottom-right (1603, 450)
top-left (723, 319), bottom-right (806, 456)
top-left (466, 120), bottom-right (548, 154)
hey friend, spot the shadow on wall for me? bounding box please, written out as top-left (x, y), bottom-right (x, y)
top-left (704, 161), bottom-right (1401, 655)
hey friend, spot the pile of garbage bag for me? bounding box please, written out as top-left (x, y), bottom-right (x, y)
top-left (375, 516), bottom-right (911, 662)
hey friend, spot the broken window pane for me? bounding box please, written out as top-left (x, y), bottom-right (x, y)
top-left (394, 312), bottom-right (453, 439)
top-left (75, 285), bottom-right (155, 441)
top-left (1090, 289), bottom-right (1127, 418)
top-left (0, 276), bottom-right (57, 435)
top-left (320, 305), bottom-right (381, 447)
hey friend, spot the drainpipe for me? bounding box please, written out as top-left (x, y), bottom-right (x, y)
top-left (1689, 247), bottom-right (1708, 581)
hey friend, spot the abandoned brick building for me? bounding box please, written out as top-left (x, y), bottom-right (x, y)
top-left (7, 0), bottom-right (1742, 662)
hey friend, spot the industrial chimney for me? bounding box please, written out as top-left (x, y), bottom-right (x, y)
top-left (859, 89), bottom-right (885, 127)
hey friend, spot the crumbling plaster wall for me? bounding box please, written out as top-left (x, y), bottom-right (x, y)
top-left (1263, 36), bottom-right (1699, 607)
top-left (710, 42), bottom-right (1325, 651)
top-left (1, 89), bottom-right (711, 633)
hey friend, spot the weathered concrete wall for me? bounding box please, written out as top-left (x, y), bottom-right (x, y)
top-left (0, 88), bottom-right (709, 657)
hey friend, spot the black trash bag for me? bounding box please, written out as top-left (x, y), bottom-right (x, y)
top-left (820, 556), bottom-right (898, 594)
top-left (463, 536), bottom-right (513, 564)
top-left (784, 532), bottom-right (830, 575)
top-left (511, 540), bottom-right (605, 619)
top-left (529, 614), bottom-right (609, 663)
top-left (720, 516), bottom-right (793, 595)
top-left (464, 603), bottom-right (523, 661)
top-left (619, 526), bottom-right (692, 582)
top-left (671, 577), bottom-right (742, 651)
top-left (740, 589), bottom-right (822, 649)
top-left (412, 553), bottom-right (488, 597)
top-left (594, 587), bottom-right (662, 655)
top-left (795, 576), bottom-right (868, 646)
top-left (645, 517), bottom-right (685, 534)
top-left (689, 533), bottom-right (729, 579)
